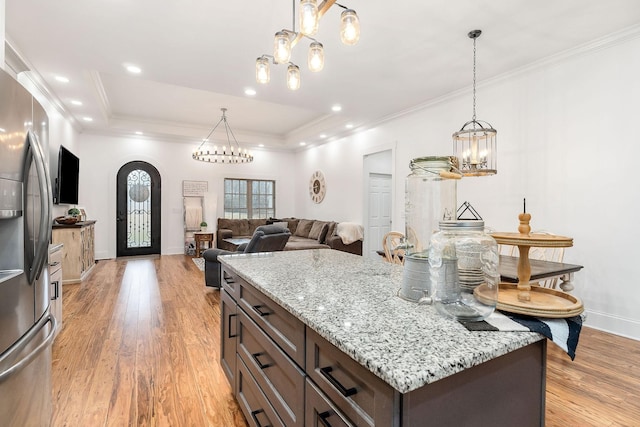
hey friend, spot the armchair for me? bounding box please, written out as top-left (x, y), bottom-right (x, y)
top-left (202, 224), bottom-right (291, 288)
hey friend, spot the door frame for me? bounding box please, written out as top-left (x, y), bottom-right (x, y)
top-left (362, 146), bottom-right (395, 260)
top-left (116, 161), bottom-right (161, 257)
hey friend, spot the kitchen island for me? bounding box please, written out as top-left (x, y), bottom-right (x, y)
top-left (219, 249), bottom-right (546, 426)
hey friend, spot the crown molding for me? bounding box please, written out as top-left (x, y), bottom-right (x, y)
top-left (4, 38), bottom-right (83, 132)
top-left (361, 23), bottom-right (640, 133)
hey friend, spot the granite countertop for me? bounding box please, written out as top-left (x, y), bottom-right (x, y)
top-left (220, 249), bottom-right (543, 394)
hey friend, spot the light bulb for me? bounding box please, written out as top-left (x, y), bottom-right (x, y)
top-left (299, 0), bottom-right (319, 36)
top-left (340, 9), bottom-right (360, 45)
top-left (256, 57), bottom-right (270, 84)
top-left (287, 64), bottom-right (301, 90)
top-left (274, 31), bottom-right (291, 63)
top-left (308, 42), bottom-right (324, 72)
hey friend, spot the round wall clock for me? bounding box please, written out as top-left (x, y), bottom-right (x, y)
top-left (309, 170), bottom-right (326, 203)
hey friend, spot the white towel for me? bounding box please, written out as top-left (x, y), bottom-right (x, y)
top-left (336, 222), bottom-right (364, 244)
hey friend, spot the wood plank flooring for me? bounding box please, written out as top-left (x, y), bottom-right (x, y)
top-left (51, 255), bottom-right (640, 426)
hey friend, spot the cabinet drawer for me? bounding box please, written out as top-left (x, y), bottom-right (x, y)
top-left (220, 289), bottom-right (237, 393)
top-left (306, 378), bottom-right (355, 427)
top-left (306, 328), bottom-right (396, 427)
top-left (238, 309), bottom-right (305, 427)
top-left (238, 281), bottom-right (305, 367)
top-left (49, 248), bottom-right (63, 275)
top-left (221, 266), bottom-right (242, 301)
top-left (236, 356), bottom-right (285, 427)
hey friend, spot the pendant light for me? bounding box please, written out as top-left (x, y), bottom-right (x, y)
top-left (299, 0), bottom-right (319, 36)
top-left (340, 9), bottom-right (360, 45)
top-left (192, 108), bottom-right (253, 164)
top-left (256, 0), bottom-right (360, 90)
top-left (287, 64), bottom-right (301, 90)
top-left (308, 41), bottom-right (324, 72)
top-left (453, 30), bottom-right (497, 176)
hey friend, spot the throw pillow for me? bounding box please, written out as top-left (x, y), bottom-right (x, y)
top-left (308, 221), bottom-right (327, 240)
top-left (325, 222), bottom-right (337, 241)
top-left (294, 219), bottom-right (314, 238)
top-left (272, 221), bottom-right (288, 229)
top-left (317, 223), bottom-right (329, 243)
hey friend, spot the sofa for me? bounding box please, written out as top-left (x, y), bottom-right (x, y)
top-left (216, 217), bottom-right (363, 255)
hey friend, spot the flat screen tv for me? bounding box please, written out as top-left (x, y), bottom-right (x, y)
top-left (56, 146), bottom-right (79, 205)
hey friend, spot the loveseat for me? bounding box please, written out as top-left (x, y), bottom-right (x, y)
top-left (216, 217), bottom-right (363, 255)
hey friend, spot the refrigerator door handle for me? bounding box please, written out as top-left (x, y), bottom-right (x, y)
top-left (25, 131), bottom-right (52, 283)
top-left (0, 313), bottom-right (56, 384)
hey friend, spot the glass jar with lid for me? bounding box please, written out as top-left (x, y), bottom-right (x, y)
top-left (428, 220), bottom-right (499, 321)
top-left (399, 156), bottom-right (458, 302)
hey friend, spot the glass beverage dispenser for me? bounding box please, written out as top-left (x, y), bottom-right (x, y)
top-left (399, 156), bottom-right (457, 302)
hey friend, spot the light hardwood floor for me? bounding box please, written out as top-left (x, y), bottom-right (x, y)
top-left (52, 255), bottom-right (640, 426)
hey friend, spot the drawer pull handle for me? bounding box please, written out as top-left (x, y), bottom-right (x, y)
top-left (250, 409), bottom-right (272, 427)
top-left (252, 305), bottom-right (271, 317)
top-left (318, 411), bottom-right (333, 427)
top-left (320, 366), bottom-right (357, 397)
top-left (50, 281), bottom-right (60, 300)
top-left (223, 272), bottom-right (235, 284)
top-left (252, 352), bottom-right (274, 369)
top-left (228, 314), bottom-right (237, 338)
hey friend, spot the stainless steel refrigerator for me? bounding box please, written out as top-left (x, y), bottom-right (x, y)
top-left (0, 68), bottom-right (56, 425)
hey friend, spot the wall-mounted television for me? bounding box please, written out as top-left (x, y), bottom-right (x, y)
top-left (55, 146), bottom-right (79, 205)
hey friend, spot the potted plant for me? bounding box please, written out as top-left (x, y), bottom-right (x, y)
top-left (200, 221), bottom-right (207, 232)
top-left (68, 207), bottom-right (81, 218)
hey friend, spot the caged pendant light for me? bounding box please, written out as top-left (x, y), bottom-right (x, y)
top-left (255, 0), bottom-right (360, 90)
top-left (453, 30), bottom-right (497, 176)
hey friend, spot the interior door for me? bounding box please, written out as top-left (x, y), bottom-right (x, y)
top-left (116, 161), bottom-right (161, 257)
top-left (367, 173), bottom-right (392, 260)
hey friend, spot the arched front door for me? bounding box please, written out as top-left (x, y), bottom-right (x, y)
top-left (116, 161), bottom-right (161, 257)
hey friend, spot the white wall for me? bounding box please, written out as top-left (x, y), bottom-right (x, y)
top-left (296, 33), bottom-right (640, 339)
top-left (77, 134), bottom-right (296, 259)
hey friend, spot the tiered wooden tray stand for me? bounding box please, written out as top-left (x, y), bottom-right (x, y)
top-left (484, 213), bottom-right (583, 318)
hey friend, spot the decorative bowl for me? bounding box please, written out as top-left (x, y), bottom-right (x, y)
top-left (55, 216), bottom-right (78, 225)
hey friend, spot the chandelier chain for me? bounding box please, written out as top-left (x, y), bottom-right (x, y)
top-left (472, 35), bottom-right (477, 123)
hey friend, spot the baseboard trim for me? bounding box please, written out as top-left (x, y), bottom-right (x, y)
top-left (583, 310), bottom-right (640, 341)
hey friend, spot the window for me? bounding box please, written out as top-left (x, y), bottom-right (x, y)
top-left (224, 178), bottom-right (275, 219)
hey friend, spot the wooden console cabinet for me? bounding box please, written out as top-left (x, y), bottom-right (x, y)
top-left (52, 220), bottom-right (96, 284)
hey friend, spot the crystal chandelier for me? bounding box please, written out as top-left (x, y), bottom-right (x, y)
top-left (255, 0), bottom-right (360, 90)
top-left (453, 30), bottom-right (497, 176)
top-left (192, 108), bottom-right (253, 164)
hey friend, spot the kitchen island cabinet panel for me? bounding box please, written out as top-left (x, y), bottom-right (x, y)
top-left (220, 288), bottom-right (237, 393)
top-left (238, 279), bottom-right (305, 367)
top-left (238, 309), bottom-right (305, 427)
top-left (306, 327), bottom-right (395, 427)
top-left (236, 356), bottom-right (285, 427)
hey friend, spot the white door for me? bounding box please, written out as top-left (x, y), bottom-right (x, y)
top-left (367, 173), bottom-right (392, 259)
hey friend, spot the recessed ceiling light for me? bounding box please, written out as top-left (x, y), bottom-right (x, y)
top-left (125, 64), bottom-right (142, 74)
top-left (135, 131), bottom-right (143, 135)
top-left (319, 134), bottom-right (327, 139)
top-left (0, 128), bottom-right (6, 133)
top-left (331, 105), bottom-right (342, 112)
top-left (244, 88), bottom-right (257, 96)
top-left (258, 144), bottom-right (264, 147)
top-left (70, 100), bottom-right (83, 106)
top-left (299, 142), bottom-right (307, 146)
top-left (345, 123), bottom-right (354, 129)
top-left (82, 117), bottom-right (93, 122)
top-left (55, 76), bottom-right (69, 83)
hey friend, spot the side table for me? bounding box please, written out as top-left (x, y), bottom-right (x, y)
top-left (194, 232), bottom-right (214, 257)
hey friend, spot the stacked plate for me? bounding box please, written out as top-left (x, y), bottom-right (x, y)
top-left (458, 267), bottom-right (484, 291)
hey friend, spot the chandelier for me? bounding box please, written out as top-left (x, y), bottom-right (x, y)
top-left (255, 0), bottom-right (360, 90)
top-left (192, 108), bottom-right (254, 164)
top-left (453, 30), bottom-right (497, 176)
